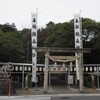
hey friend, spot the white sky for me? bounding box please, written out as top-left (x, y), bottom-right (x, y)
top-left (0, 0), bottom-right (100, 30)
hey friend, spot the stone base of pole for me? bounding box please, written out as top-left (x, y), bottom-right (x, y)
top-left (43, 91), bottom-right (48, 94)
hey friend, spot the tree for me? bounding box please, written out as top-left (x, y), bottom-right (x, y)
top-left (0, 17), bottom-right (100, 64)
top-left (38, 19), bottom-right (100, 64)
top-left (1, 23), bottom-right (17, 32)
top-left (0, 29), bottom-right (24, 62)
top-left (20, 28), bottom-right (32, 63)
top-left (44, 21), bottom-right (74, 47)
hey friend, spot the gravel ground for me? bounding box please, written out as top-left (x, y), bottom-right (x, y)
top-left (16, 86), bottom-right (100, 95)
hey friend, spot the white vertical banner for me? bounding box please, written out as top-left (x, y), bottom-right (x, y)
top-left (74, 13), bottom-right (82, 80)
top-left (31, 12), bottom-right (38, 82)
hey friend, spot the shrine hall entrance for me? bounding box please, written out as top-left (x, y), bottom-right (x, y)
top-left (50, 73), bottom-right (66, 86)
top-left (49, 72), bottom-right (75, 87)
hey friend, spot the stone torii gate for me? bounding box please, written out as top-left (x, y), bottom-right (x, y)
top-left (35, 47), bottom-right (91, 93)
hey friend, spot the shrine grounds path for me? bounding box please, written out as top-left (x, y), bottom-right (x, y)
top-left (1, 86), bottom-right (100, 100)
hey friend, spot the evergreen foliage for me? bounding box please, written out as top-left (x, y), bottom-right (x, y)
top-left (0, 18), bottom-right (100, 63)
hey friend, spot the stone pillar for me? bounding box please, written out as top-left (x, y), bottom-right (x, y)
top-left (79, 55), bottom-right (84, 92)
top-left (91, 74), bottom-right (94, 88)
top-left (25, 74), bottom-right (28, 88)
top-left (43, 52), bottom-right (49, 93)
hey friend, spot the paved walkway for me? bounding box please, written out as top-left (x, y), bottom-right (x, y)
top-left (1, 94), bottom-right (100, 100)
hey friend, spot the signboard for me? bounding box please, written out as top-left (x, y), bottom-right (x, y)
top-left (31, 12), bottom-right (38, 82)
top-left (74, 14), bottom-right (82, 80)
top-left (68, 75), bottom-right (74, 84)
top-left (74, 14), bottom-right (82, 49)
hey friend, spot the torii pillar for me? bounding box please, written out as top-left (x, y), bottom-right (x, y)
top-left (78, 54), bottom-right (84, 92)
top-left (43, 52), bottom-right (49, 93)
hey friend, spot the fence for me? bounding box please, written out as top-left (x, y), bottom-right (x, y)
top-left (0, 63), bottom-right (100, 89)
